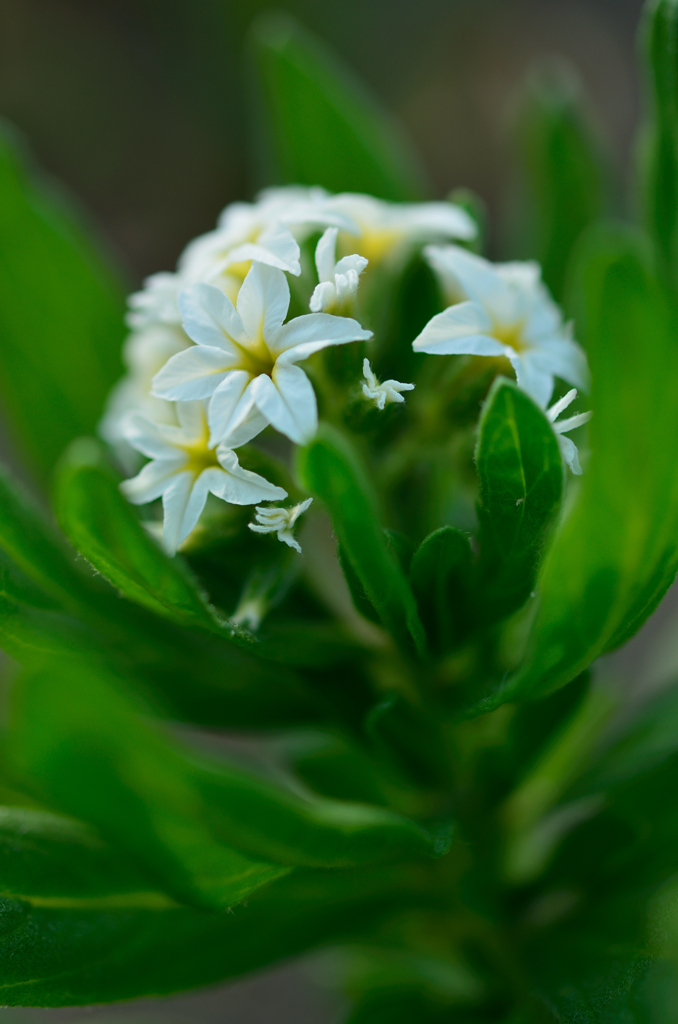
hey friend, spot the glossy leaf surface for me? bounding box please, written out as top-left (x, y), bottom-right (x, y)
top-left (298, 425), bottom-right (426, 659)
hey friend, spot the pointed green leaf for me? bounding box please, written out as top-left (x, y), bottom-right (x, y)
top-left (298, 424), bottom-right (426, 659)
top-left (0, 122), bottom-right (124, 478)
top-left (410, 526), bottom-right (473, 653)
top-left (0, 864), bottom-right (424, 1006)
top-left (8, 659), bottom-right (450, 908)
top-left (53, 439), bottom-right (224, 635)
top-left (8, 660), bottom-right (289, 910)
top-left (249, 14), bottom-right (429, 200)
top-left (498, 228), bottom-right (678, 706)
top-left (511, 61), bottom-right (607, 301)
top-left (474, 378), bottom-right (563, 625)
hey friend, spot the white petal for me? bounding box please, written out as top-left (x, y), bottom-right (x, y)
top-left (272, 313), bottom-right (371, 360)
top-left (510, 354), bottom-right (555, 408)
top-left (554, 410), bottom-right (593, 434)
top-left (120, 458), bottom-right (184, 505)
top-left (236, 263), bottom-right (290, 345)
top-left (206, 370), bottom-right (253, 445)
top-left (179, 283), bottom-right (247, 351)
top-left (220, 405), bottom-right (269, 449)
top-left (224, 222), bottom-right (301, 276)
top-left (425, 245), bottom-right (504, 306)
top-left (315, 227), bottom-right (338, 283)
top-left (175, 399), bottom-right (210, 441)
top-left (121, 414), bottom-right (178, 460)
top-left (546, 389), bottom-right (578, 421)
top-left (152, 345), bottom-right (236, 401)
top-left (251, 367), bottom-right (317, 445)
top-left (557, 434), bottom-right (583, 475)
top-left (309, 281), bottom-right (337, 313)
top-left (397, 202), bottom-right (477, 241)
top-left (413, 301), bottom-right (500, 355)
top-left (277, 530), bottom-right (302, 554)
top-left (527, 337), bottom-right (590, 392)
top-left (334, 253), bottom-right (368, 277)
top-left (288, 496), bottom-right (314, 526)
top-left (161, 471), bottom-right (200, 555)
top-left (213, 450), bottom-right (287, 503)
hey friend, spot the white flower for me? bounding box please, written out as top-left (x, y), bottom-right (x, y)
top-left (310, 227), bottom-right (368, 314)
top-left (546, 389), bottom-right (592, 476)
top-left (248, 498), bottom-right (313, 555)
top-left (326, 193), bottom-right (477, 264)
top-left (361, 358), bottom-right (414, 411)
top-left (120, 401), bottom-right (286, 555)
top-left (152, 262), bottom-right (372, 447)
top-left (127, 272), bottom-right (183, 330)
top-left (414, 245), bottom-right (589, 408)
top-left (99, 325), bottom-right (190, 466)
top-left (178, 188), bottom-right (356, 303)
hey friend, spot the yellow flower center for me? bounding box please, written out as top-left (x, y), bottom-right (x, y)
top-left (492, 319), bottom-right (527, 353)
top-left (181, 441), bottom-right (220, 477)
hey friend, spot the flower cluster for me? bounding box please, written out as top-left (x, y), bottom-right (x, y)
top-left (103, 186), bottom-right (591, 554)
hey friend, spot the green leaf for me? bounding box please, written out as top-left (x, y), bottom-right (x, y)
top-left (53, 439), bottom-right (223, 635)
top-left (510, 61), bottom-right (607, 302)
top-left (410, 526), bottom-right (473, 653)
top-left (8, 660), bottom-right (289, 910)
top-left (0, 458), bottom-right (100, 614)
top-left (298, 424), bottom-right (426, 659)
top-left (0, 863), bottom-right (426, 1006)
top-left (0, 806), bottom-right (173, 906)
top-left (8, 659), bottom-right (449, 907)
top-left (0, 122), bottom-right (125, 478)
top-left (494, 228), bottom-right (678, 706)
top-left (249, 14), bottom-right (429, 200)
top-left (474, 378), bottom-right (563, 625)
top-left (641, 0), bottom-right (678, 285)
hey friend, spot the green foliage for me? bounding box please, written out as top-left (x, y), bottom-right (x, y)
top-left (641, 0), bottom-right (678, 284)
top-left (510, 61), bottom-right (607, 301)
top-left (0, 122), bottom-right (125, 479)
top-left (496, 228), bottom-right (678, 707)
top-left (249, 14), bottom-right (429, 200)
top-left (298, 424), bottom-right (426, 659)
top-left (2, 1), bottom-right (678, 1018)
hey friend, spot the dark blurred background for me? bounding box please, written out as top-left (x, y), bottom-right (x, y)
top-left (0, 0), bottom-right (645, 285)
top-left (0, 0), bottom-right (648, 1020)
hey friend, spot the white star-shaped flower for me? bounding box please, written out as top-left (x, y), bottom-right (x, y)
top-left (152, 262), bottom-right (372, 447)
top-left (120, 401), bottom-right (286, 555)
top-left (178, 189), bottom-right (356, 303)
top-left (248, 497), bottom-right (313, 555)
top-left (127, 272), bottom-right (183, 330)
top-left (310, 227), bottom-right (368, 314)
top-left (326, 193), bottom-right (477, 264)
top-left (100, 324), bottom-right (189, 453)
top-left (414, 245), bottom-right (589, 407)
top-left (361, 358), bottom-right (414, 411)
top-left (546, 389), bottom-right (592, 475)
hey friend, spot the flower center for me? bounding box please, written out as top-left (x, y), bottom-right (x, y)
top-left (181, 441), bottom-right (220, 477)
top-left (492, 319), bottom-right (527, 353)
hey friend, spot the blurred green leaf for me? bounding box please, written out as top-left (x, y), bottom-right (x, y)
top-left (510, 61), bottom-right (607, 302)
top-left (0, 863), bottom-right (426, 1006)
top-left (0, 122), bottom-right (125, 479)
top-left (492, 228), bottom-right (678, 707)
top-left (8, 660), bottom-right (449, 905)
top-left (410, 527), bottom-right (473, 654)
top-left (298, 425), bottom-right (426, 659)
top-left (0, 806), bottom-right (171, 905)
top-left (249, 14), bottom-right (429, 200)
top-left (8, 659), bottom-right (290, 909)
top-left (54, 439), bottom-right (225, 635)
top-left (641, 0), bottom-right (678, 285)
top-left (474, 378), bottom-right (563, 625)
